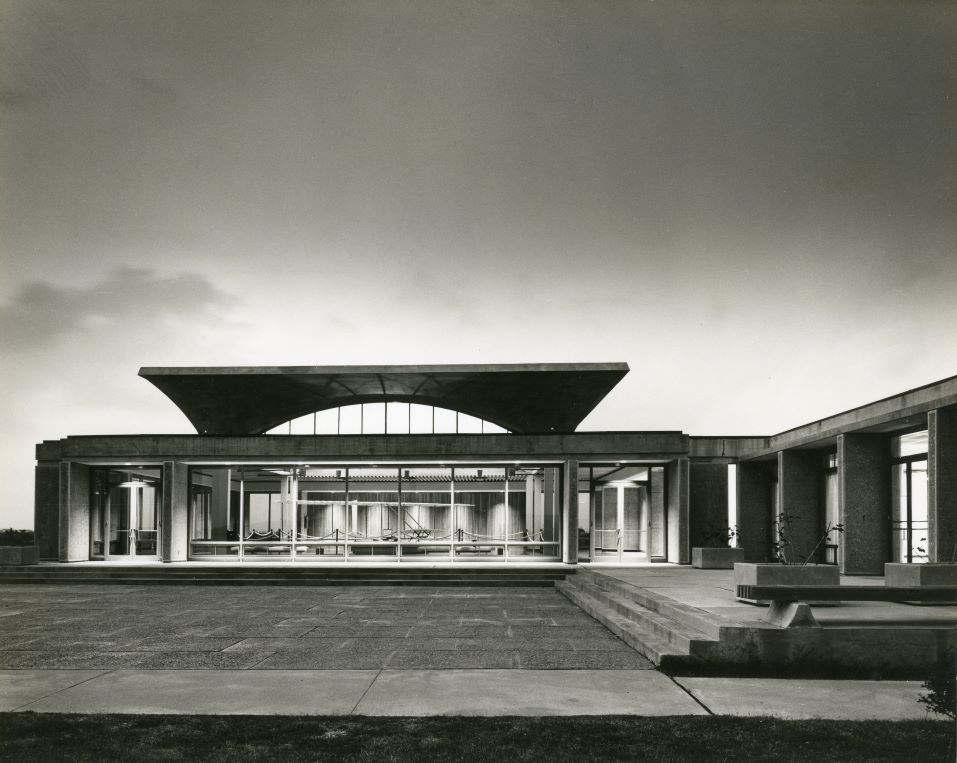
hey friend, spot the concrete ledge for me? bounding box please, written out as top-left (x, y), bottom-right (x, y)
top-left (885, 563), bottom-right (957, 586)
top-left (692, 548), bottom-right (745, 570)
top-left (0, 547), bottom-right (38, 566)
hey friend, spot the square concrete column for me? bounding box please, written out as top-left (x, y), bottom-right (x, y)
top-left (929, 405), bottom-right (957, 562)
top-left (35, 463), bottom-right (61, 560)
top-left (776, 450), bottom-right (823, 564)
top-left (649, 466), bottom-right (666, 560)
top-left (666, 457), bottom-right (690, 563)
top-left (161, 461), bottom-right (190, 562)
top-left (561, 460), bottom-right (579, 564)
top-left (736, 461), bottom-right (774, 562)
top-left (543, 468), bottom-right (558, 543)
top-left (58, 461), bottom-right (90, 562)
top-left (838, 434), bottom-right (890, 574)
top-left (689, 462), bottom-right (729, 549)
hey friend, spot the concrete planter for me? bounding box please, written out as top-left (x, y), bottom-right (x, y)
top-left (733, 562), bottom-right (839, 601)
top-left (0, 546), bottom-right (38, 566)
top-left (692, 547), bottom-right (746, 569)
top-left (885, 563), bottom-right (957, 586)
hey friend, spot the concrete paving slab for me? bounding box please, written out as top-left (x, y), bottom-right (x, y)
top-left (675, 677), bottom-right (935, 720)
top-left (22, 669), bottom-right (378, 715)
top-left (0, 669), bottom-right (108, 711)
top-left (355, 669), bottom-right (706, 716)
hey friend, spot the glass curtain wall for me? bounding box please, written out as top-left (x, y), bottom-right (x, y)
top-left (399, 467), bottom-right (453, 559)
top-left (823, 453), bottom-right (840, 565)
top-left (347, 467), bottom-right (399, 558)
top-left (185, 464), bottom-right (562, 561)
top-left (296, 467), bottom-right (347, 559)
top-left (891, 431), bottom-right (929, 564)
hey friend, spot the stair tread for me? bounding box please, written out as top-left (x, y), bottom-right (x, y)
top-left (572, 572), bottom-right (722, 638)
top-left (557, 583), bottom-right (689, 663)
top-left (560, 579), bottom-right (717, 643)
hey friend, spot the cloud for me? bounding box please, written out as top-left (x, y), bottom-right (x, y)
top-left (0, 266), bottom-right (232, 352)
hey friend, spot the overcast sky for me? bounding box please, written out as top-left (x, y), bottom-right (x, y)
top-left (1, 1), bottom-right (955, 528)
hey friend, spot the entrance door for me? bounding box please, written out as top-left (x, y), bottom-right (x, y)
top-left (593, 483), bottom-right (645, 562)
top-left (106, 476), bottom-right (159, 559)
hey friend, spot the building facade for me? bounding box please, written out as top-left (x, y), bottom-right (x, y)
top-left (33, 364), bottom-right (957, 573)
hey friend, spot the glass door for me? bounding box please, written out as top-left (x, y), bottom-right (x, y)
top-left (589, 466), bottom-right (650, 563)
top-left (101, 469), bottom-right (160, 560)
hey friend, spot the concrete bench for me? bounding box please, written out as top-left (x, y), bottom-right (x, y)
top-left (736, 585), bottom-right (957, 627)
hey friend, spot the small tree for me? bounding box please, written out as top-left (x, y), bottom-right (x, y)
top-left (772, 512), bottom-right (843, 565)
top-left (701, 525), bottom-right (737, 549)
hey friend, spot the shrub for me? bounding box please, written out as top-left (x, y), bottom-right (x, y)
top-left (0, 529), bottom-right (35, 547)
top-left (919, 649), bottom-right (956, 720)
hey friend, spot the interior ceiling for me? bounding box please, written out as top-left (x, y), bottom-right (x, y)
top-left (139, 363), bottom-right (629, 436)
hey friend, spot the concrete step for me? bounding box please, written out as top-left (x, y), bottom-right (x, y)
top-left (556, 580), bottom-right (695, 671)
top-left (574, 569), bottom-right (723, 639)
top-left (562, 578), bottom-right (716, 653)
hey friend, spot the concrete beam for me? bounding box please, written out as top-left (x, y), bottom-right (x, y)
top-left (36, 431), bottom-right (690, 464)
top-left (743, 375), bottom-right (957, 459)
top-left (160, 462), bottom-right (189, 562)
top-left (929, 405), bottom-right (957, 563)
top-left (838, 434), bottom-right (890, 574)
top-left (58, 462), bottom-right (90, 562)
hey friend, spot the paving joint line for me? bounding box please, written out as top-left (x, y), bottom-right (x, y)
top-left (668, 675), bottom-right (714, 715)
top-left (349, 667), bottom-right (385, 715)
top-left (10, 669), bottom-right (115, 712)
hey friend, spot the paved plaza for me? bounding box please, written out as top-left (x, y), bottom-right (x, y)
top-left (0, 583), bottom-right (653, 670)
top-left (0, 579), bottom-right (943, 720)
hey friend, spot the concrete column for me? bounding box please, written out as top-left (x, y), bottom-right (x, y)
top-left (838, 434), bottom-right (890, 574)
top-left (666, 457), bottom-right (690, 563)
top-left (58, 461), bottom-right (90, 562)
top-left (211, 468), bottom-right (230, 538)
top-left (929, 405), bottom-right (957, 562)
top-left (561, 460), bottom-right (578, 564)
top-left (525, 475), bottom-right (540, 539)
top-left (543, 468), bottom-right (557, 542)
top-left (161, 462), bottom-right (189, 562)
top-left (736, 461), bottom-right (774, 562)
top-left (689, 462), bottom-right (729, 549)
top-left (34, 463), bottom-right (60, 560)
top-left (776, 450), bottom-right (823, 564)
top-left (648, 467), bottom-right (666, 560)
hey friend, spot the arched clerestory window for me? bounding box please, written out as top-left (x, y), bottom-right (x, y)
top-left (266, 402), bottom-right (510, 435)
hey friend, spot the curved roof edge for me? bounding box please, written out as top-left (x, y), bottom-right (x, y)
top-left (139, 363), bottom-right (629, 436)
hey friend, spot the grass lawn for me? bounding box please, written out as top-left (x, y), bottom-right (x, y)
top-left (1, 713), bottom-right (952, 762)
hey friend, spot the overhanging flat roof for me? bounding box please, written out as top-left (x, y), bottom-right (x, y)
top-left (139, 363), bottom-right (629, 435)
